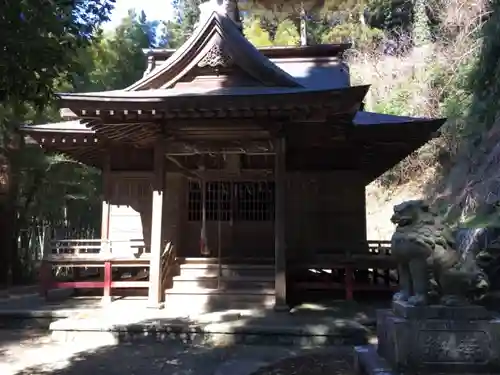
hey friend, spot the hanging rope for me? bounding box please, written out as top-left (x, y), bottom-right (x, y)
top-left (200, 177), bottom-right (209, 256)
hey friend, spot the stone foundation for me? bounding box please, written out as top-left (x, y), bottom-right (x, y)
top-left (50, 316), bottom-right (370, 347)
top-left (355, 301), bottom-right (500, 374)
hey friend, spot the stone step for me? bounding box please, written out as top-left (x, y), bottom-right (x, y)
top-left (166, 286), bottom-right (276, 296)
top-left (172, 275), bottom-right (274, 290)
top-left (179, 257), bottom-right (274, 265)
top-left (164, 287), bottom-right (276, 315)
top-left (179, 263), bottom-right (274, 278)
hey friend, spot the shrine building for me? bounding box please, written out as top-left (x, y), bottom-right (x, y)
top-left (21, 3), bottom-right (445, 313)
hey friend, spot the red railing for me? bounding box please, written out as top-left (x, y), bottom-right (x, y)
top-left (289, 240), bottom-right (397, 300)
top-left (40, 238), bottom-right (396, 302)
top-left (40, 239), bottom-right (152, 300)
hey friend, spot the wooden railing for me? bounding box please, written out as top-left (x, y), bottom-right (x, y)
top-left (368, 240), bottom-right (392, 254)
top-left (47, 239), bottom-right (150, 264)
top-left (160, 242), bottom-right (177, 291)
top-left (40, 238), bottom-right (153, 300)
top-left (288, 240), bottom-right (397, 300)
top-left (289, 240), bottom-right (393, 265)
top-left (41, 238), bottom-right (394, 302)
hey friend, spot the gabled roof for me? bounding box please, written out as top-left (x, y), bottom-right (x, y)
top-left (56, 10), bottom-right (367, 119)
top-left (141, 44), bottom-right (351, 90)
top-left (126, 12), bottom-right (302, 91)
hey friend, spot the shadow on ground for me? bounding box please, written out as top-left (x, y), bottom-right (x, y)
top-left (13, 343), bottom-right (358, 375)
top-left (0, 294), bottom-right (100, 352)
top-left (0, 295), bottom-right (390, 375)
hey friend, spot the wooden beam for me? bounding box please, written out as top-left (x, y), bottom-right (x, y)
top-left (197, 170), bottom-right (273, 181)
top-left (274, 137), bottom-right (288, 311)
top-left (148, 139), bottom-right (165, 307)
top-left (165, 139), bottom-right (274, 155)
top-left (165, 155), bottom-right (202, 180)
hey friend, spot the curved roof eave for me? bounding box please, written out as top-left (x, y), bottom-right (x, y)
top-left (124, 12), bottom-right (302, 91)
top-left (19, 120), bottom-right (94, 134)
top-left (56, 85), bottom-right (370, 109)
top-left (353, 111), bottom-right (446, 128)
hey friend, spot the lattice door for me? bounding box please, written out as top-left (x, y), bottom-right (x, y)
top-left (185, 180), bottom-right (275, 258)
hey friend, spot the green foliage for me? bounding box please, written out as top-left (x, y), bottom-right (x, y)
top-left (0, 0), bottom-right (115, 107)
top-left (322, 22), bottom-right (384, 49)
top-left (365, 0), bottom-right (413, 33)
top-left (273, 19), bottom-right (300, 45)
top-left (17, 148), bottom-right (101, 229)
top-left (76, 10), bottom-right (157, 92)
top-left (0, 3), bottom-right (167, 284)
top-left (466, 0), bottom-right (500, 132)
top-left (434, 53), bottom-right (477, 121)
top-left (306, 16), bottom-right (331, 45)
top-left (0, 0), bottom-right (115, 283)
top-left (240, 2), bottom-right (291, 40)
top-left (412, 0), bottom-right (430, 46)
top-left (244, 18), bottom-right (274, 46)
top-left (322, 0), bottom-right (362, 12)
top-left (160, 20), bottom-right (186, 48)
top-left (173, 0), bottom-right (201, 39)
top-left (244, 17), bottom-right (302, 47)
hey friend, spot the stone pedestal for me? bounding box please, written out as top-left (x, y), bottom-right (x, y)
top-left (355, 301), bottom-right (500, 374)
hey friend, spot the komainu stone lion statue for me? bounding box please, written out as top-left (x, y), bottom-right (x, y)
top-left (390, 200), bottom-right (489, 306)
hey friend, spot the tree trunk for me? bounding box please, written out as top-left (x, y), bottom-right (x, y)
top-left (0, 129), bottom-right (23, 285)
top-left (0, 153), bottom-right (17, 286)
top-left (300, 5), bottom-right (307, 46)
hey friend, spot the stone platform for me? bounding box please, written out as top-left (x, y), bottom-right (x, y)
top-left (355, 301), bottom-right (500, 374)
top-left (49, 306), bottom-right (372, 347)
top-left (0, 288), bottom-right (80, 328)
top-left (0, 294), bottom-right (382, 348)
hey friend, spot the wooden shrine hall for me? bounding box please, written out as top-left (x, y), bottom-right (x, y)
top-left (22, 1), bottom-right (445, 312)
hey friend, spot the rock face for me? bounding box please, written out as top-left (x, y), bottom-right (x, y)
top-left (389, 200), bottom-right (489, 307)
top-left (454, 226), bottom-right (500, 292)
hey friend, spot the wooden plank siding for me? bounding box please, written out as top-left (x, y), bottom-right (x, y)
top-left (285, 171), bottom-right (367, 258)
top-left (106, 171), bottom-right (183, 257)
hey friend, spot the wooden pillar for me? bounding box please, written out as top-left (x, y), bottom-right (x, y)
top-left (148, 140), bottom-right (165, 307)
top-left (101, 153), bottom-right (111, 244)
top-left (274, 137), bottom-right (288, 311)
top-left (101, 153), bottom-right (112, 304)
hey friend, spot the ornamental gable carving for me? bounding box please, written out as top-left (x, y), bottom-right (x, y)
top-left (198, 44), bottom-right (233, 68)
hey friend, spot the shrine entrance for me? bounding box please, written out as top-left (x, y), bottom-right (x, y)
top-left (182, 177), bottom-right (275, 260)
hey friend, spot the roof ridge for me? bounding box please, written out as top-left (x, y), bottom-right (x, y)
top-left (124, 12), bottom-right (302, 92)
